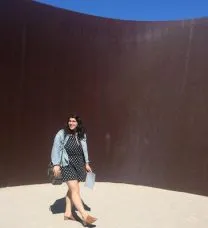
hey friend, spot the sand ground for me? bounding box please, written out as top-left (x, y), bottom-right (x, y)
top-left (1, 182), bottom-right (208, 228)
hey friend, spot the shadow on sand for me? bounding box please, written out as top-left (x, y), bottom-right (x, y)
top-left (50, 197), bottom-right (96, 227)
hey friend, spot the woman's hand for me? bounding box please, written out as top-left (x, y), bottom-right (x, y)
top-left (53, 165), bottom-right (61, 177)
top-left (85, 163), bottom-right (92, 172)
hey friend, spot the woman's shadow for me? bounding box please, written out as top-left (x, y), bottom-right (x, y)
top-left (49, 197), bottom-right (96, 227)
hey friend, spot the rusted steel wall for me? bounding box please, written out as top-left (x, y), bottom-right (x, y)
top-left (1, 0), bottom-right (208, 196)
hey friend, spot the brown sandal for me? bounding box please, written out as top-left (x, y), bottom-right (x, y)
top-left (64, 215), bottom-right (76, 221)
top-left (82, 215), bottom-right (97, 225)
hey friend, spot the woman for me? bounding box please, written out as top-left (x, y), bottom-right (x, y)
top-left (51, 114), bottom-right (97, 225)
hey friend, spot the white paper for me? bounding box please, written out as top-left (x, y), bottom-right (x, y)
top-left (84, 172), bottom-right (96, 189)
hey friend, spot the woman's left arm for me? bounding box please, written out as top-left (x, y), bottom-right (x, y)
top-left (80, 134), bottom-right (92, 172)
top-left (80, 134), bottom-right (90, 163)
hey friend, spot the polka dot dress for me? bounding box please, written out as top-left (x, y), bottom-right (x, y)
top-left (61, 134), bottom-right (86, 182)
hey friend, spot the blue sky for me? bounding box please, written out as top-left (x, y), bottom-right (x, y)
top-left (34, 0), bottom-right (208, 21)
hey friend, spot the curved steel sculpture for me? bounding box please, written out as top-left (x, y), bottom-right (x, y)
top-left (1, 0), bottom-right (208, 196)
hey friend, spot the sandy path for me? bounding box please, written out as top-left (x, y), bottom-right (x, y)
top-left (1, 182), bottom-right (208, 228)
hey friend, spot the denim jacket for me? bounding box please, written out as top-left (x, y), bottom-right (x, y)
top-left (51, 129), bottom-right (90, 167)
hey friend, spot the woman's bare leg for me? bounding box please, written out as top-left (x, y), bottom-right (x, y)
top-left (66, 180), bottom-right (97, 224)
top-left (64, 189), bottom-right (75, 219)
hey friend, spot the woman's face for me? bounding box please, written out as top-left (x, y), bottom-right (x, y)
top-left (68, 118), bottom-right (78, 130)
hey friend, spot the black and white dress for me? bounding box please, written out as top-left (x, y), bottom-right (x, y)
top-left (61, 134), bottom-right (86, 182)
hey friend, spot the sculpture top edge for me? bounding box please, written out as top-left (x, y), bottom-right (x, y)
top-left (33, 1), bottom-right (208, 24)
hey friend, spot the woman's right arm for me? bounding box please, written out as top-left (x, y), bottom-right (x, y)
top-left (51, 129), bottom-right (64, 166)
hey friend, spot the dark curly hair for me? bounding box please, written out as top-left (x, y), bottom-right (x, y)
top-left (64, 114), bottom-right (86, 140)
